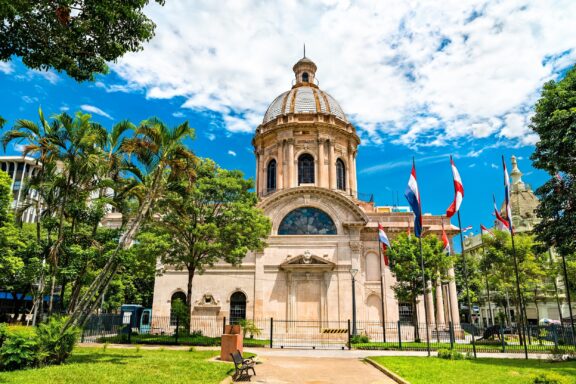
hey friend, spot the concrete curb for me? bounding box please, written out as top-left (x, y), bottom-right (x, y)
top-left (364, 357), bottom-right (410, 384)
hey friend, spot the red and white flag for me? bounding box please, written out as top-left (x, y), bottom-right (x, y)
top-left (502, 156), bottom-right (514, 234)
top-left (493, 194), bottom-right (510, 230)
top-left (442, 227), bottom-right (451, 254)
top-left (461, 225), bottom-right (472, 233)
top-left (446, 156), bottom-right (464, 218)
top-left (480, 224), bottom-right (495, 237)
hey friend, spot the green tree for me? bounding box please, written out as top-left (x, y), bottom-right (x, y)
top-left (66, 117), bottom-right (197, 328)
top-left (388, 233), bottom-right (453, 338)
top-left (530, 64), bottom-right (576, 255)
top-left (0, 1), bottom-right (165, 81)
top-left (153, 158), bottom-right (271, 313)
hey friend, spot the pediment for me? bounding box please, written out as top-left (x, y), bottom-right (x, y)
top-left (280, 251), bottom-right (335, 271)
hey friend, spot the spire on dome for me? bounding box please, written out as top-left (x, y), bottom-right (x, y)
top-left (511, 155), bottom-right (524, 186)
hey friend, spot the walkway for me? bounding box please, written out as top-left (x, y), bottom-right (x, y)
top-left (246, 355), bottom-right (395, 384)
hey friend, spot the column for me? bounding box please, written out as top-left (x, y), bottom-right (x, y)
top-left (255, 151), bottom-right (260, 195)
top-left (317, 139), bottom-right (325, 188)
top-left (287, 139), bottom-right (294, 188)
top-left (253, 252), bottom-right (264, 319)
top-left (16, 162), bottom-right (27, 207)
top-left (425, 280), bottom-right (436, 327)
top-left (347, 148), bottom-right (354, 196)
top-left (435, 277), bottom-right (445, 327)
top-left (448, 267), bottom-right (460, 327)
top-left (277, 141), bottom-right (284, 191)
top-left (351, 151), bottom-right (357, 198)
top-left (328, 140), bottom-right (336, 190)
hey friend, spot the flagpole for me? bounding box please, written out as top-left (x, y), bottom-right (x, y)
top-left (413, 157), bottom-right (431, 356)
top-left (479, 227), bottom-right (494, 326)
top-left (456, 211), bottom-right (477, 357)
top-left (377, 230), bottom-right (387, 343)
top-left (503, 155), bottom-right (529, 359)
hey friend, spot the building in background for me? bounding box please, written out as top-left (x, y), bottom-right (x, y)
top-left (464, 156), bottom-right (571, 325)
top-left (0, 156), bottom-right (41, 223)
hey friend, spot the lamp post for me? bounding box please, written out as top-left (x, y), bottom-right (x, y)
top-left (350, 268), bottom-right (358, 336)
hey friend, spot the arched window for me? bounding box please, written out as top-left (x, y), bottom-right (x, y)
top-left (170, 291), bottom-right (187, 326)
top-left (278, 207), bottom-right (337, 235)
top-left (267, 159), bottom-right (277, 192)
top-left (336, 159), bottom-right (346, 191)
top-left (298, 154), bottom-right (315, 184)
top-left (302, 72), bottom-right (309, 82)
top-left (230, 291), bottom-right (247, 324)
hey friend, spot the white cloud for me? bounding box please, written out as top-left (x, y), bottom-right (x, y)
top-left (107, 0), bottom-right (576, 147)
top-left (205, 133), bottom-right (216, 141)
top-left (30, 70), bottom-right (59, 84)
top-left (60, 105), bottom-right (70, 112)
top-left (0, 62), bottom-right (14, 74)
top-left (360, 154), bottom-right (448, 175)
top-left (227, 150), bottom-right (237, 156)
top-left (172, 111), bottom-right (185, 118)
top-left (80, 104), bottom-right (113, 119)
top-left (469, 163), bottom-right (476, 168)
top-left (21, 95), bottom-right (38, 104)
top-left (490, 163), bottom-right (498, 169)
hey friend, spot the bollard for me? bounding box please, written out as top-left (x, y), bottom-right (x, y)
top-left (449, 321), bottom-right (454, 349)
top-left (222, 316), bottom-right (226, 335)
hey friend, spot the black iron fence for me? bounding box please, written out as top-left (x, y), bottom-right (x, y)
top-left (81, 314), bottom-right (576, 353)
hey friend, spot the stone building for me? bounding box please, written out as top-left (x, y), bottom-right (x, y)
top-left (464, 156), bottom-right (572, 325)
top-left (0, 156), bottom-right (42, 223)
top-left (152, 57), bottom-right (461, 333)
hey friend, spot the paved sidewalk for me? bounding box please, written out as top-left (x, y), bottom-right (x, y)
top-left (245, 356), bottom-right (395, 384)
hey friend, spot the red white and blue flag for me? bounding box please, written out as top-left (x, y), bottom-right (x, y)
top-left (378, 223), bottom-right (391, 266)
top-left (480, 224), bottom-right (495, 237)
top-left (441, 227), bottom-right (451, 254)
top-left (502, 156), bottom-right (514, 234)
top-left (446, 156), bottom-right (464, 218)
top-left (404, 162), bottom-right (423, 238)
top-left (493, 194), bottom-right (510, 231)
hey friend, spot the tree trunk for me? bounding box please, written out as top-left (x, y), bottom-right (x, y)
top-left (186, 265), bottom-right (195, 333)
top-left (64, 168), bottom-right (164, 331)
top-left (412, 295), bottom-right (420, 342)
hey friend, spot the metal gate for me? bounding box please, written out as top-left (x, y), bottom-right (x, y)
top-left (270, 319), bottom-right (350, 350)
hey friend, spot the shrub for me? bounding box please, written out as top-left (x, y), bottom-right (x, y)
top-left (239, 319), bottom-right (262, 339)
top-left (531, 373), bottom-right (569, 384)
top-left (437, 348), bottom-right (466, 360)
top-left (36, 316), bottom-right (80, 365)
top-left (350, 334), bottom-right (370, 344)
top-left (0, 328), bottom-right (39, 371)
top-left (0, 323), bottom-right (7, 347)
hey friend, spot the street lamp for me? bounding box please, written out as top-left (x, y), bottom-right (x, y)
top-left (350, 268), bottom-right (358, 336)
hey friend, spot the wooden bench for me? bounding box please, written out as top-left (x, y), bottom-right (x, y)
top-left (230, 350), bottom-right (256, 381)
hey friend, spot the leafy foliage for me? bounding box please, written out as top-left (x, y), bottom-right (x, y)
top-left (0, 1), bottom-right (165, 81)
top-left (0, 326), bottom-right (38, 371)
top-left (36, 317), bottom-right (79, 365)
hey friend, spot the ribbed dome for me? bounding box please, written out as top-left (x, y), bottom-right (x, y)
top-left (262, 56), bottom-right (348, 125)
top-left (263, 86), bottom-right (347, 124)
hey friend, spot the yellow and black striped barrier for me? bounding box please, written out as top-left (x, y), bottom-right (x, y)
top-left (321, 328), bottom-right (348, 334)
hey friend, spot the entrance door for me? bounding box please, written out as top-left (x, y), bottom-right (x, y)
top-left (296, 279), bottom-right (321, 321)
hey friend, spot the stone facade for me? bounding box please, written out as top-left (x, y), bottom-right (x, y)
top-left (152, 57), bottom-right (461, 330)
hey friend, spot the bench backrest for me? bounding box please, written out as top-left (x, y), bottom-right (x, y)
top-left (230, 350), bottom-right (243, 366)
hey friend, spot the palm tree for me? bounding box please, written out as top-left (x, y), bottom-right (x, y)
top-left (66, 117), bottom-right (196, 328)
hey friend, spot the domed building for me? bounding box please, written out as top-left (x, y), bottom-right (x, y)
top-left (152, 56), bottom-right (460, 340)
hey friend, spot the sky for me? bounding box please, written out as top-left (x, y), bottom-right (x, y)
top-left (1, 0), bottom-right (576, 237)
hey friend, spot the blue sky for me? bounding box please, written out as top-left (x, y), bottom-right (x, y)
top-left (1, 0), bottom-right (576, 237)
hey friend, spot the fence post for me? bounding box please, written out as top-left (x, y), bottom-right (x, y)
top-left (175, 315), bottom-right (180, 344)
top-left (552, 324), bottom-right (558, 350)
top-left (449, 321), bottom-right (454, 349)
top-left (222, 316), bottom-right (226, 335)
top-left (128, 323), bottom-right (132, 344)
top-left (348, 319), bottom-right (351, 350)
top-left (269, 318), bottom-right (274, 349)
top-left (500, 324), bottom-right (506, 353)
top-left (397, 321), bottom-right (402, 350)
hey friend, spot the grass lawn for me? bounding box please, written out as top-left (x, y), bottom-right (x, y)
top-left (369, 356), bottom-right (576, 384)
top-left (354, 341), bottom-right (573, 353)
top-left (0, 347), bottom-right (233, 384)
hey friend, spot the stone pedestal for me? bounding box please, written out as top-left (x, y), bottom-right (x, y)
top-left (220, 326), bottom-right (243, 362)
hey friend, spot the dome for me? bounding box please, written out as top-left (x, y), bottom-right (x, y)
top-left (263, 87), bottom-right (348, 124)
top-left (262, 56), bottom-right (348, 124)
